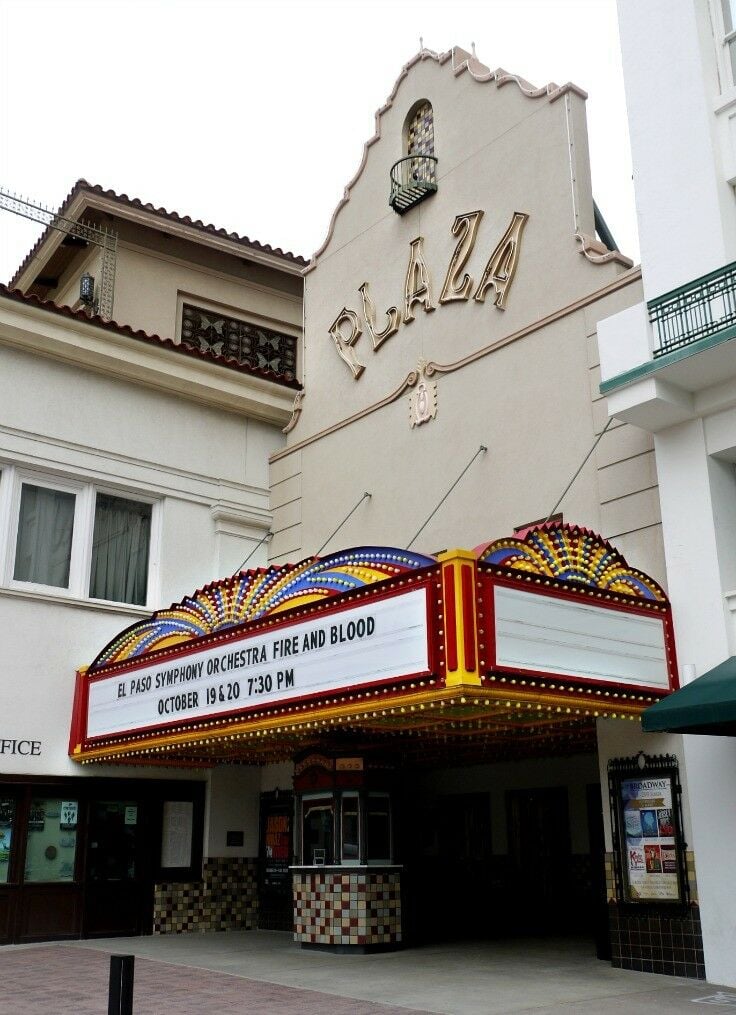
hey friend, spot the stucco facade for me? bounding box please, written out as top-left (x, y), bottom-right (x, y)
top-left (271, 47), bottom-right (661, 584)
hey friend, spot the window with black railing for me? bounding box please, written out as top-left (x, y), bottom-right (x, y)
top-left (390, 100), bottom-right (438, 215)
top-left (648, 261), bottom-right (736, 357)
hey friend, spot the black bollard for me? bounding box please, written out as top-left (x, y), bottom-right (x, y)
top-left (108, 954), bottom-right (135, 1015)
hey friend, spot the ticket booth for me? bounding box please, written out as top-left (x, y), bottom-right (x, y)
top-left (292, 752), bottom-right (399, 950)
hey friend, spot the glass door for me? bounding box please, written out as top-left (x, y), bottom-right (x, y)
top-left (84, 800), bottom-right (146, 937)
top-left (258, 791), bottom-right (293, 931)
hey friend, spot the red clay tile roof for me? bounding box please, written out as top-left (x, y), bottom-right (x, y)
top-left (9, 178), bottom-right (307, 287)
top-left (0, 283), bottom-right (302, 390)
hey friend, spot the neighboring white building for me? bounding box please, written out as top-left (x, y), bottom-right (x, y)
top-left (0, 181), bottom-right (304, 942)
top-left (597, 0), bottom-right (736, 987)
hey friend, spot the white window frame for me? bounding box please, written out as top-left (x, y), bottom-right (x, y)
top-left (86, 484), bottom-right (161, 608)
top-left (716, 0), bottom-right (736, 89)
top-left (0, 464), bottom-right (161, 609)
top-left (4, 468), bottom-right (87, 597)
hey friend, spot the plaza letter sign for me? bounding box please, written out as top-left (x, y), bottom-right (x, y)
top-left (329, 209), bottom-right (528, 379)
top-left (85, 588), bottom-right (430, 739)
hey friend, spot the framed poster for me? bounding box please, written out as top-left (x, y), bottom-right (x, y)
top-left (608, 753), bottom-right (687, 905)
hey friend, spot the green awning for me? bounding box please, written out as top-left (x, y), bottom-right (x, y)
top-left (642, 656), bottom-right (736, 735)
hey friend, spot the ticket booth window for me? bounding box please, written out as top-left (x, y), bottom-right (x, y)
top-left (294, 754), bottom-right (396, 867)
top-left (298, 788), bottom-right (394, 866)
top-left (341, 793), bottom-right (359, 862)
top-left (366, 793), bottom-right (391, 862)
top-left (302, 797), bottom-right (334, 865)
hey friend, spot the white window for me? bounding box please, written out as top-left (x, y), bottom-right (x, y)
top-left (721, 1), bottom-right (736, 83)
top-left (14, 482), bottom-right (77, 588)
top-left (89, 492), bottom-right (152, 606)
top-left (0, 466), bottom-right (158, 608)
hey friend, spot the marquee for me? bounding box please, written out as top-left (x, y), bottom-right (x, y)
top-left (69, 525), bottom-right (678, 767)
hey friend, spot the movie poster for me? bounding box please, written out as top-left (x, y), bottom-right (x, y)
top-left (620, 776), bottom-right (681, 902)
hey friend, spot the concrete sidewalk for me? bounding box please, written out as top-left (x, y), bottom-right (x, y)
top-left (1, 931), bottom-right (733, 1014)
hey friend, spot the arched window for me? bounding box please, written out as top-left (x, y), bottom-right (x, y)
top-left (406, 100), bottom-right (435, 158)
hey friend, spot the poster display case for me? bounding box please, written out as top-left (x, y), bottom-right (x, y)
top-left (608, 753), bottom-right (688, 906)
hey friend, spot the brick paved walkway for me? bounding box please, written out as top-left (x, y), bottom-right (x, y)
top-left (0, 945), bottom-right (429, 1015)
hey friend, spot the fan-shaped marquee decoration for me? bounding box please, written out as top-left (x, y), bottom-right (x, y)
top-left (90, 546), bottom-right (436, 670)
top-left (477, 523), bottom-right (666, 601)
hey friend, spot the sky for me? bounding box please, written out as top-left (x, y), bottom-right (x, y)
top-left (0, 0), bottom-right (637, 286)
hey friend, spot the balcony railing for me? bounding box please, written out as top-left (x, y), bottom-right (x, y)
top-left (389, 156), bottom-right (438, 215)
top-left (180, 303), bottom-right (297, 384)
top-left (648, 260), bottom-right (736, 358)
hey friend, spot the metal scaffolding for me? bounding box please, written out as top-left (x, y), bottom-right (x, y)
top-left (0, 187), bottom-right (117, 320)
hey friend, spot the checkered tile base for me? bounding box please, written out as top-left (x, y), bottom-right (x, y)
top-left (293, 869), bottom-right (401, 948)
top-left (604, 850), bottom-right (704, 978)
top-left (154, 857), bottom-right (258, 934)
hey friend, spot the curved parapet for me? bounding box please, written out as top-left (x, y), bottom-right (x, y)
top-left (306, 46), bottom-right (589, 272)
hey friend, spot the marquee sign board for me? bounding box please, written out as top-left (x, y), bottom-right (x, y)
top-left (487, 580), bottom-right (672, 691)
top-left (82, 587), bottom-right (432, 741)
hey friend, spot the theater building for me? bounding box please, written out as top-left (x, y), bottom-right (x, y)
top-left (0, 44), bottom-right (707, 978)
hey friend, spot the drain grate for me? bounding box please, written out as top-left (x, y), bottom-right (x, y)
top-left (692, 994), bottom-right (736, 1007)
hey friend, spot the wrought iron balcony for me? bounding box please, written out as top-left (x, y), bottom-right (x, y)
top-left (389, 156), bottom-right (438, 215)
top-left (649, 260), bottom-right (736, 358)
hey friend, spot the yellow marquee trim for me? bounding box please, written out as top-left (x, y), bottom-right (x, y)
top-left (74, 678), bottom-right (658, 765)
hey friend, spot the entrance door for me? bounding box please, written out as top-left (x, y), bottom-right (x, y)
top-left (83, 800), bottom-right (149, 937)
top-left (507, 787), bottom-right (571, 934)
top-left (405, 792), bottom-right (493, 942)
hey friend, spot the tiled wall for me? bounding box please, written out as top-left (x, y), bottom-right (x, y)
top-left (293, 868), bottom-right (401, 949)
top-left (154, 857), bottom-right (258, 934)
top-left (605, 850), bottom-right (704, 978)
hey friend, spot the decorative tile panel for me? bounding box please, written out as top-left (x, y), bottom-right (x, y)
top-left (180, 304), bottom-right (297, 384)
top-left (154, 857), bottom-right (258, 934)
top-left (293, 869), bottom-right (401, 948)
